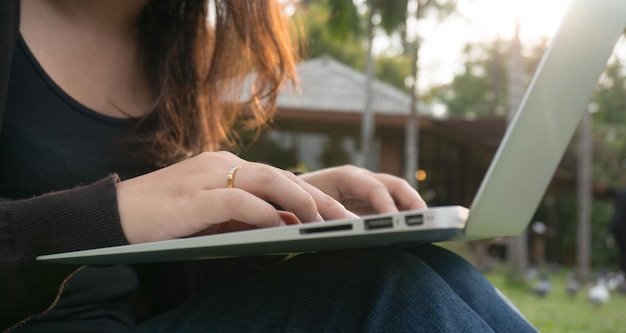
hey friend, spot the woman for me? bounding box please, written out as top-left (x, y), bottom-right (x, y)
top-left (0, 0), bottom-right (537, 332)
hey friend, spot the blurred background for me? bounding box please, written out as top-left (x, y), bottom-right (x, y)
top-left (238, 2), bottom-right (626, 331)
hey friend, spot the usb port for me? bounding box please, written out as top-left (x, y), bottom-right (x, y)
top-left (365, 217), bottom-right (394, 230)
top-left (405, 214), bottom-right (424, 226)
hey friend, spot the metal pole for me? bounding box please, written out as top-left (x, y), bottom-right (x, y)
top-left (360, 4), bottom-right (376, 170)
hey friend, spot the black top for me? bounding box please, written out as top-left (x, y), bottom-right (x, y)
top-left (0, 36), bottom-right (143, 331)
top-left (0, 36), bottom-right (146, 198)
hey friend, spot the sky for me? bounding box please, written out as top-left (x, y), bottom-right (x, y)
top-left (373, 0), bottom-right (626, 90)
top-left (413, 0), bottom-right (571, 89)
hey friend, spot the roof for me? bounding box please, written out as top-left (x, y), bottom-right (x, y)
top-left (277, 56), bottom-right (429, 116)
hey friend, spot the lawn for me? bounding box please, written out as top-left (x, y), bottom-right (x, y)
top-left (439, 242), bottom-right (626, 332)
top-left (484, 267), bottom-right (626, 332)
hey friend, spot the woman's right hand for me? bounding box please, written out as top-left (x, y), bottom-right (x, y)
top-left (115, 151), bottom-right (349, 244)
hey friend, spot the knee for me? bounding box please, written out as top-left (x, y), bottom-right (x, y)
top-left (283, 247), bottom-right (449, 307)
top-left (289, 246), bottom-right (442, 296)
top-left (296, 246), bottom-right (428, 276)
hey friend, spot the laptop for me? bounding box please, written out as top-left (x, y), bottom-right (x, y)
top-left (38, 0), bottom-right (626, 265)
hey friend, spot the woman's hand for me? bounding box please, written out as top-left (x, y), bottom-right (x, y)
top-left (297, 165), bottom-right (427, 216)
top-left (116, 151), bottom-right (349, 244)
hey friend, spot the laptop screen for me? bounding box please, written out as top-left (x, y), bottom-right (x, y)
top-left (465, 0), bottom-right (626, 237)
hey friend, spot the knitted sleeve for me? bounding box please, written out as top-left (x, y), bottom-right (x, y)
top-left (0, 176), bottom-right (131, 331)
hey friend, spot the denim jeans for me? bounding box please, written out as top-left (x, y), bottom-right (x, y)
top-left (133, 245), bottom-right (537, 332)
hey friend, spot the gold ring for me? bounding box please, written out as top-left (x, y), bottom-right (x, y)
top-left (226, 165), bottom-right (242, 188)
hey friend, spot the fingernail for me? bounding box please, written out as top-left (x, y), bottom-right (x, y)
top-left (344, 210), bottom-right (359, 219)
top-left (315, 213), bottom-right (324, 222)
top-left (279, 219), bottom-right (288, 226)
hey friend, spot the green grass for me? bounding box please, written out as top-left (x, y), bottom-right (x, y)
top-left (485, 269), bottom-right (626, 333)
top-left (438, 242), bottom-right (626, 332)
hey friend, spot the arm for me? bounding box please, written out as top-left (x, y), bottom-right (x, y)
top-left (0, 175), bottom-right (129, 331)
top-left (0, 150), bottom-right (344, 330)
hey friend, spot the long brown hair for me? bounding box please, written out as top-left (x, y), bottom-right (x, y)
top-left (135, 0), bottom-right (299, 167)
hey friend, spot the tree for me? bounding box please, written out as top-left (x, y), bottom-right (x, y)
top-left (405, 0), bottom-right (456, 189)
top-left (298, 0), bottom-right (407, 169)
top-left (298, 2), bottom-right (366, 69)
top-left (299, 2), bottom-right (413, 91)
top-left (590, 47), bottom-right (626, 188)
top-left (425, 38), bottom-right (547, 118)
top-left (324, 0), bottom-right (409, 170)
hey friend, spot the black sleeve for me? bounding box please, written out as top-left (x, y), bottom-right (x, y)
top-left (0, 176), bottom-right (131, 331)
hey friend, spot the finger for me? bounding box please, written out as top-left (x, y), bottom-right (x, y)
top-left (341, 170), bottom-right (399, 214)
top-left (280, 170), bottom-right (347, 221)
top-left (197, 153), bottom-right (338, 222)
top-left (189, 189), bottom-right (286, 231)
top-left (226, 164), bottom-right (324, 223)
top-left (340, 199), bottom-right (375, 216)
top-left (277, 210), bottom-right (302, 225)
top-left (195, 210), bottom-right (301, 237)
top-left (372, 173), bottom-right (427, 210)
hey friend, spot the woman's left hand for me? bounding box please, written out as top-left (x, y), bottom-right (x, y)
top-left (298, 165), bottom-right (427, 217)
